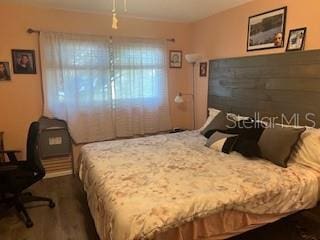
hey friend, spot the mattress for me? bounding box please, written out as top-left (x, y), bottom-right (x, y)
top-left (79, 131), bottom-right (320, 240)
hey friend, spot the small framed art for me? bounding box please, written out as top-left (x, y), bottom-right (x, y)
top-left (12, 49), bottom-right (37, 74)
top-left (286, 28), bottom-right (307, 51)
top-left (169, 50), bottom-right (182, 68)
top-left (199, 62), bottom-right (207, 77)
top-left (0, 62), bottom-right (11, 81)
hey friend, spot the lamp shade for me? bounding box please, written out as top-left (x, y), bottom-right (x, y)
top-left (185, 53), bottom-right (202, 64)
top-left (174, 93), bottom-right (184, 104)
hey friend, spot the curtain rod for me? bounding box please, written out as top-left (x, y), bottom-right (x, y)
top-left (26, 28), bottom-right (176, 43)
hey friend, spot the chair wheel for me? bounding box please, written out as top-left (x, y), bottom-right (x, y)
top-left (49, 201), bottom-right (55, 208)
top-left (26, 220), bottom-right (34, 228)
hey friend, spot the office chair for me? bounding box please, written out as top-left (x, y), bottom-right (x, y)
top-left (0, 121), bottom-right (55, 228)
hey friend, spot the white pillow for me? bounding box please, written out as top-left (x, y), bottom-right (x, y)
top-left (199, 108), bottom-right (251, 131)
top-left (290, 128), bottom-right (320, 172)
top-left (199, 108), bottom-right (221, 131)
top-left (209, 108), bottom-right (221, 117)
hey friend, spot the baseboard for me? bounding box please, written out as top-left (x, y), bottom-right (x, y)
top-left (44, 170), bottom-right (73, 179)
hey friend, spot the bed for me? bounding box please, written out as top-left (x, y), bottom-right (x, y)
top-left (79, 50), bottom-right (320, 239)
top-left (79, 130), bottom-right (319, 240)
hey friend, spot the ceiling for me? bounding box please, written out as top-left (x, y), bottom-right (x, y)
top-left (2, 0), bottom-right (253, 22)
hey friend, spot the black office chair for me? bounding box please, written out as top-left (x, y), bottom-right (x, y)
top-left (0, 121), bottom-right (55, 228)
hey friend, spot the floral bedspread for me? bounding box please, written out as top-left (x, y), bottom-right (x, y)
top-left (79, 131), bottom-right (319, 240)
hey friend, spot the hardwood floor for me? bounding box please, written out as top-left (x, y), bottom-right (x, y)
top-left (0, 175), bottom-right (319, 240)
top-left (0, 176), bottom-right (99, 240)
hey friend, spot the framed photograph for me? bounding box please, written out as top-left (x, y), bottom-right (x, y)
top-left (199, 62), bottom-right (207, 77)
top-left (12, 49), bottom-right (36, 74)
top-left (247, 7), bottom-right (287, 51)
top-left (0, 62), bottom-right (11, 81)
top-left (286, 27), bottom-right (307, 51)
top-left (169, 50), bottom-right (182, 68)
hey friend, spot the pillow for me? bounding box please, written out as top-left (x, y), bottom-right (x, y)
top-left (199, 108), bottom-right (221, 131)
top-left (199, 109), bottom-right (251, 132)
top-left (209, 108), bottom-right (221, 118)
top-left (290, 128), bottom-right (320, 172)
top-left (227, 113), bottom-right (252, 122)
top-left (200, 111), bottom-right (235, 138)
top-left (233, 120), bottom-right (265, 158)
top-left (220, 119), bottom-right (265, 158)
top-left (205, 131), bottom-right (238, 153)
top-left (258, 125), bottom-right (306, 168)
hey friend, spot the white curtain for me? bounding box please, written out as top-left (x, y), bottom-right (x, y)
top-left (40, 32), bottom-right (171, 143)
top-left (112, 37), bottom-right (171, 137)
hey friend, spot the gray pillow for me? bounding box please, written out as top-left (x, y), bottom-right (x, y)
top-left (200, 112), bottom-right (235, 138)
top-left (258, 125), bottom-right (306, 168)
top-left (205, 131), bottom-right (238, 148)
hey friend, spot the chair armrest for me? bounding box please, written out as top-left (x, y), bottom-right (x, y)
top-left (0, 164), bottom-right (19, 173)
top-left (0, 162), bottom-right (35, 180)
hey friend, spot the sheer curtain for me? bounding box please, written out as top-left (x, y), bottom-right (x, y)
top-left (112, 37), bottom-right (171, 137)
top-left (40, 32), bottom-right (115, 143)
top-left (40, 32), bottom-right (171, 143)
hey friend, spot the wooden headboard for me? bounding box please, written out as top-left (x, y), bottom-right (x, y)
top-left (208, 50), bottom-right (320, 127)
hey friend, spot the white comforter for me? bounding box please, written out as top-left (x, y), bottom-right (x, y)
top-left (79, 131), bottom-right (319, 240)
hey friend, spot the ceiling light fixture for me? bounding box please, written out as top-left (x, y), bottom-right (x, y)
top-left (112, 0), bottom-right (128, 30)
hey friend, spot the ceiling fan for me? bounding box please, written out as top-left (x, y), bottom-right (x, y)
top-left (112, 0), bottom-right (128, 29)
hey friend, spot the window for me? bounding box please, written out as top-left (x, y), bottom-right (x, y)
top-left (40, 33), bottom-right (171, 143)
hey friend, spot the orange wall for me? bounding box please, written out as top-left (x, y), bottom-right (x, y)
top-left (1, 0), bottom-right (319, 158)
top-left (0, 3), bottom-right (193, 158)
top-left (191, 0), bottom-right (320, 128)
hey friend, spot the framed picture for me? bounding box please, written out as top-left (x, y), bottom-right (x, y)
top-left (199, 62), bottom-right (207, 77)
top-left (0, 62), bottom-right (11, 81)
top-left (286, 27), bottom-right (307, 51)
top-left (169, 50), bottom-right (182, 68)
top-left (12, 49), bottom-right (36, 74)
top-left (247, 7), bottom-right (287, 51)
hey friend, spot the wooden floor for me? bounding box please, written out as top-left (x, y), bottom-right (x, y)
top-left (0, 176), bottom-right (99, 240)
top-left (0, 176), bottom-right (319, 240)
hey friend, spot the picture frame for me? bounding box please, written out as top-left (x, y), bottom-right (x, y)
top-left (0, 62), bottom-right (11, 81)
top-left (12, 49), bottom-right (36, 74)
top-left (199, 62), bottom-right (207, 77)
top-left (169, 50), bottom-right (182, 68)
top-left (286, 27), bottom-right (307, 51)
top-left (247, 7), bottom-right (287, 51)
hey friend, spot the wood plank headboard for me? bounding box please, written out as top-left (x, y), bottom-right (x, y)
top-left (208, 50), bottom-right (320, 127)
